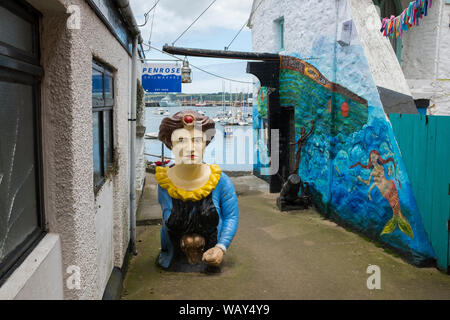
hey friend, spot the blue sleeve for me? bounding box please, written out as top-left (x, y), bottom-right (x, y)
top-left (217, 174), bottom-right (239, 249)
top-left (158, 185), bottom-right (172, 222)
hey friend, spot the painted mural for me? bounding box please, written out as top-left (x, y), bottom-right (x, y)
top-left (271, 3), bottom-right (435, 265)
top-left (253, 85), bottom-right (270, 180)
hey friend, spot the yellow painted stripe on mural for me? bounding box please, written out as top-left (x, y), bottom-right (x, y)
top-left (437, 79), bottom-right (450, 81)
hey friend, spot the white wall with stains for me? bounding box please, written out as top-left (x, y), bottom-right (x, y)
top-left (1, 0), bottom-right (144, 299)
top-left (249, 0), bottom-right (449, 115)
top-left (401, 0), bottom-right (450, 115)
top-left (249, 0), bottom-right (413, 99)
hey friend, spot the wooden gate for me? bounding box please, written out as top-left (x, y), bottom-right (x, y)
top-left (390, 114), bottom-right (450, 272)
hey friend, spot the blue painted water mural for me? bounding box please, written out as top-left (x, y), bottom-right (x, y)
top-left (253, 86), bottom-right (270, 178)
top-left (273, 34), bottom-right (435, 265)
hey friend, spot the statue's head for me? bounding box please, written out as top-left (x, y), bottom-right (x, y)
top-left (158, 110), bottom-right (215, 165)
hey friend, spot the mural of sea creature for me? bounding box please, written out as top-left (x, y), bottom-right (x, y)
top-left (349, 150), bottom-right (414, 238)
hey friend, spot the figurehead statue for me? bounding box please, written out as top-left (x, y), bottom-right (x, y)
top-left (155, 110), bottom-right (239, 272)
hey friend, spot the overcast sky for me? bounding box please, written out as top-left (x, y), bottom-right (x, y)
top-left (130, 0), bottom-right (255, 93)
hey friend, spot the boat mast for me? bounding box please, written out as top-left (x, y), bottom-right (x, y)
top-left (222, 80), bottom-right (225, 112)
top-left (229, 83), bottom-right (232, 115)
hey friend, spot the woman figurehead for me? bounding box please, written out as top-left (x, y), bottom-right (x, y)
top-left (156, 110), bottom-right (238, 270)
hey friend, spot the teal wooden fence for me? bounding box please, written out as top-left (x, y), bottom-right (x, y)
top-left (390, 114), bottom-right (450, 272)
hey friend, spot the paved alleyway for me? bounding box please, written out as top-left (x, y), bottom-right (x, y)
top-left (122, 173), bottom-right (450, 300)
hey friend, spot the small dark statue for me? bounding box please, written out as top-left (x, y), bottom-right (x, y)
top-left (277, 120), bottom-right (315, 211)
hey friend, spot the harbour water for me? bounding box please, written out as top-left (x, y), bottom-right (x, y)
top-left (145, 106), bottom-right (254, 171)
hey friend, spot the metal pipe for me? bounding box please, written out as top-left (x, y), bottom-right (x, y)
top-left (115, 0), bottom-right (143, 43)
top-left (145, 153), bottom-right (174, 160)
top-left (142, 59), bottom-right (180, 62)
top-left (130, 36), bottom-right (138, 255)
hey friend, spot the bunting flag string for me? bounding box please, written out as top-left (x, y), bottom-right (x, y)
top-left (380, 0), bottom-right (433, 38)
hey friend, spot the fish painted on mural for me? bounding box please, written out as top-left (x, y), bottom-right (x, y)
top-left (349, 150), bottom-right (414, 238)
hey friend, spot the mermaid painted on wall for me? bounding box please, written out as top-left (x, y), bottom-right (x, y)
top-left (349, 150), bottom-right (414, 238)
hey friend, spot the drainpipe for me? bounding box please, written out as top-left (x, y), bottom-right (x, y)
top-left (130, 37), bottom-right (138, 255)
top-left (115, 0), bottom-right (142, 255)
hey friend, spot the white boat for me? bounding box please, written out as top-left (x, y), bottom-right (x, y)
top-left (195, 95), bottom-right (206, 107)
top-left (152, 107), bottom-right (165, 115)
top-left (145, 132), bottom-right (159, 139)
top-left (152, 107), bottom-right (170, 116)
top-left (159, 95), bottom-right (181, 107)
top-left (224, 126), bottom-right (233, 137)
top-left (225, 117), bottom-right (240, 126)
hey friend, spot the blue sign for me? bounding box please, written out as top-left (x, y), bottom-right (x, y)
top-left (142, 64), bottom-right (182, 93)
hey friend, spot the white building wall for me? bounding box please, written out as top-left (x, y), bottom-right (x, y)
top-left (349, 0), bottom-right (413, 97)
top-left (136, 61), bottom-right (146, 197)
top-left (401, 0), bottom-right (450, 115)
top-left (57, 0), bottom-right (132, 299)
top-left (249, 0), bottom-right (414, 100)
top-left (250, 0), bottom-right (449, 115)
top-left (0, 0), bottom-right (138, 300)
top-left (0, 234), bottom-right (64, 300)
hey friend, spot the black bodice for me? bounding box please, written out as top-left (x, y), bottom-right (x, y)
top-left (166, 193), bottom-right (219, 252)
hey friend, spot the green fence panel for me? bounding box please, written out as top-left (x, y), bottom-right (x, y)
top-left (390, 114), bottom-right (450, 272)
top-left (434, 117), bottom-right (450, 270)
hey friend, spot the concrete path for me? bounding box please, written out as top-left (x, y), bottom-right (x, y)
top-left (122, 173), bottom-right (450, 300)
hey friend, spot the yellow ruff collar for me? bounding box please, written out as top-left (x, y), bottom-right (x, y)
top-left (155, 164), bottom-right (222, 201)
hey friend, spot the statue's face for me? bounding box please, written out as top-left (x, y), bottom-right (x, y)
top-left (171, 127), bottom-right (207, 165)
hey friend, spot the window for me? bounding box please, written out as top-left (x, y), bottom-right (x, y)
top-left (0, 0), bottom-right (44, 284)
top-left (92, 60), bottom-right (114, 191)
top-left (275, 17), bottom-right (285, 51)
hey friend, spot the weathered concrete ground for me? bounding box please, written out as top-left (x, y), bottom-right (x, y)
top-left (122, 173), bottom-right (450, 300)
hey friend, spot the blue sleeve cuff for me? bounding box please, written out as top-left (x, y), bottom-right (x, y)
top-left (215, 243), bottom-right (227, 252)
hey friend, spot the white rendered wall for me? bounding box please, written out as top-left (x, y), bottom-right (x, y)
top-left (136, 61), bottom-right (146, 195)
top-left (95, 181), bottom-right (115, 293)
top-left (249, 0), bottom-right (414, 99)
top-left (0, 234), bottom-right (64, 300)
top-left (30, 0), bottom-right (133, 299)
top-left (401, 0), bottom-right (450, 115)
top-left (348, 0), bottom-right (413, 96)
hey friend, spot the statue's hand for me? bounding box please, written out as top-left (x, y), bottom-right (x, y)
top-left (202, 246), bottom-right (224, 267)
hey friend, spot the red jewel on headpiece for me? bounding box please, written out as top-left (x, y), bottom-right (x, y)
top-left (184, 115), bottom-right (194, 123)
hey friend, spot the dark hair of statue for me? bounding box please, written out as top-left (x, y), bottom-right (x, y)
top-left (158, 110), bottom-right (216, 150)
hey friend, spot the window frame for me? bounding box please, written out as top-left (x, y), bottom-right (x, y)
top-left (0, 0), bottom-right (45, 286)
top-left (274, 17), bottom-right (285, 52)
top-left (92, 60), bottom-right (114, 193)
